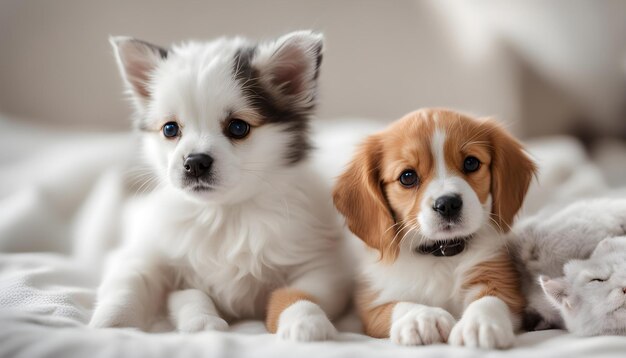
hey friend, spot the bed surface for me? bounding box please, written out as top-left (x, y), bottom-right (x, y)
top-left (1, 115), bottom-right (625, 358)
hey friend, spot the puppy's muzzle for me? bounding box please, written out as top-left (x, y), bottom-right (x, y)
top-left (433, 194), bottom-right (463, 220)
top-left (184, 153), bottom-right (214, 178)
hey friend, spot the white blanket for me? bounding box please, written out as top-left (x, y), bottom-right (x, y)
top-left (1, 115), bottom-right (625, 358)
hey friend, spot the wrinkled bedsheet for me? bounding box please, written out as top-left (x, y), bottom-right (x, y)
top-left (1, 115), bottom-right (625, 358)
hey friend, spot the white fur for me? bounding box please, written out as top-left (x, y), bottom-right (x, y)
top-left (168, 289), bottom-right (228, 333)
top-left (511, 198), bottom-right (626, 330)
top-left (432, 128), bottom-right (447, 178)
top-left (540, 236), bottom-right (626, 336)
top-left (277, 300), bottom-right (336, 341)
top-left (418, 129), bottom-right (488, 241)
top-left (360, 124), bottom-right (516, 349)
top-left (449, 296), bottom-right (515, 349)
top-left (90, 32), bottom-right (350, 340)
top-left (366, 226), bottom-right (502, 315)
top-left (390, 302), bottom-right (456, 345)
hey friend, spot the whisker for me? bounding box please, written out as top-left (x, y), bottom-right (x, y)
top-left (488, 214), bottom-right (512, 256)
top-left (384, 217), bottom-right (417, 253)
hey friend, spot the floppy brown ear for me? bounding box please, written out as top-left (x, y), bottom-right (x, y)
top-left (487, 120), bottom-right (537, 232)
top-left (333, 135), bottom-right (397, 261)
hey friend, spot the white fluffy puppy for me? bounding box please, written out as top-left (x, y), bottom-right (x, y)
top-left (89, 31), bottom-right (350, 341)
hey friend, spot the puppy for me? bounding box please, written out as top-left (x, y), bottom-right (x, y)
top-left (89, 31), bottom-right (350, 341)
top-left (333, 109), bottom-right (536, 349)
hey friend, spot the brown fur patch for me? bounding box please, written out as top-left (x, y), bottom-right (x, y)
top-left (333, 111), bottom-right (438, 262)
top-left (442, 115), bottom-right (492, 204)
top-left (355, 285), bottom-right (396, 338)
top-left (485, 120), bottom-right (537, 232)
top-left (333, 108), bottom-right (536, 262)
top-left (463, 252), bottom-right (525, 315)
top-left (265, 287), bottom-right (317, 333)
top-left (333, 135), bottom-right (400, 262)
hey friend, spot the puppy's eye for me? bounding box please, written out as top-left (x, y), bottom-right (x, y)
top-left (162, 122), bottom-right (180, 138)
top-left (590, 278), bottom-right (606, 283)
top-left (227, 119), bottom-right (250, 139)
top-left (463, 156), bottom-right (481, 173)
top-left (399, 170), bottom-right (419, 187)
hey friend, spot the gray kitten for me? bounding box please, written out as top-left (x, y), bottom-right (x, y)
top-left (509, 198), bottom-right (626, 332)
top-left (540, 236), bottom-right (626, 336)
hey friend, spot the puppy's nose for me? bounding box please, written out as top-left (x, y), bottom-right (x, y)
top-left (622, 287), bottom-right (626, 294)
top-left (433, 195), bottom-right (463, 220)
top-left (183, 153), bottom-right (213, 178)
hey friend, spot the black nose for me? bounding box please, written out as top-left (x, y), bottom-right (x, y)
top-left (433, 195), bottom-right (463, 220)
top-left (183, 153), bottom-right (213, 178)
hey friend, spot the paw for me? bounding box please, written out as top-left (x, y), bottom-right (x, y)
top-left (89, 302), bottom-right (145, 329)
top-left (276, 301), bottom-right (337, 342)
top-left (278, 313), bottom-right (336, 342)
top-left (177, 314), bottom-right (228, 333)
top-left (390, 305), bottom-right (456, 346)
top-left (449, 297), bottom-right (515, 349)
top-left (449, 318), bottom-right (515, 349)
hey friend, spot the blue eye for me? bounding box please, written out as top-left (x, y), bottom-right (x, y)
top-left (463, 156), bottom-right (480, 173)
top-left (227, 119), bottom-right (250, 139)
top-left (162, 122), bottom-right (179, 138)
top-left (399, 170), bottom-right (418, 187)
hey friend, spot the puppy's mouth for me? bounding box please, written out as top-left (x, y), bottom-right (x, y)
top-left (415, 235), bottom-right (473, 257)
top-left (188, 184), bottom-right (215, 192)
top-left (439, 219), bottom-right (463, 232)
top-left (181, 176), bottom-right (217, 193)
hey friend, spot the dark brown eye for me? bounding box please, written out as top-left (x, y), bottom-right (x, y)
top-left (227, 119), bottom-right (250, 139)
top-left (399, 170), bottom-right (418, 187)
top-left (463, 156), bottom-right (480, 173)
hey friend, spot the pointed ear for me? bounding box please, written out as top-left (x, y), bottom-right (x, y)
top-left (487, 119), bottom-right (537, 232)
top-left (109, 36), bottom-right (168, 107)
top-left (592, 237), bottom-right (626, 258)
top-left (333, 135), bottom-right (397, 261)
top-left (252, 30), bottom-right (323, 111)
top-left (540, 276), bottom-right (572, 309)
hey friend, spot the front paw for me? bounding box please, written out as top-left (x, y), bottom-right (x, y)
top-left (178, 314), bottom-right (228, 333)
top-left (89, 302), bottom-right (145, 329)
top-left (448, 297), bottom-right (515, 349)
top-left (276, 301), bottom-right (336, 342)
top-left (390, 305), bottom-right (456, 346)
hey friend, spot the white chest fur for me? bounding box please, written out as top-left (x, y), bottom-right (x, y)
top-left (361, 227), bottom-right (503, 318)
top-left (122, 169), bottom-right (341, 320)
top-left (166, 202), bottom-right (289, 319)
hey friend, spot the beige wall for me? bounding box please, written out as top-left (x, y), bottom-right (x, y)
top-left (0, 0), bottom-right (520, 131)
top-left (0, 0), bottom-right (624, 137)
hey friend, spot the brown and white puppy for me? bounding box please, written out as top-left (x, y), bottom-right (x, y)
top-left (333, 109), bottom-right (536, 349)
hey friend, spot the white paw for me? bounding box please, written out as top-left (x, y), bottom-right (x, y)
top-left (89, 302), bottom-right (145, 329)
top-left (390, 304), bottom-right (456, 346)
top-left (276, 301), bottom-right (337, 342)
top-left (178, 314), bottom-right (228, 333)
top-left (449, 297), bottom-right (515, 349)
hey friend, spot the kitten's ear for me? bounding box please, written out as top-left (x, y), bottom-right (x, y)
top-left (110, 36), bottom-right (168, 108)
top-left (540, 276), bottom-right (573, 309)
top-left (592, 237), bottom-right (626, 258)
top-left (252, 30), bottom-right (323, 112)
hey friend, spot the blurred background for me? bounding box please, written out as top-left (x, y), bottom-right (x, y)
top-left (1, 1), bottom-right (626, 346)
top-left (0, 0), bottom-right (625, 184)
